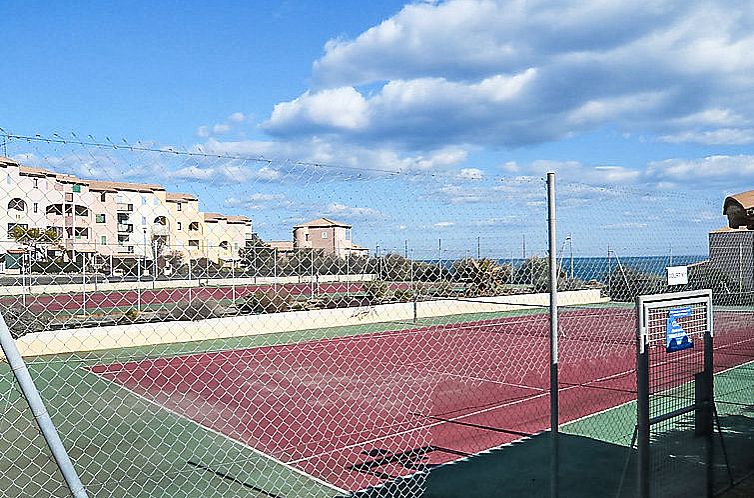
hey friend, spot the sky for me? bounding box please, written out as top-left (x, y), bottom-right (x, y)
top-left (3, 0), bottom-right (754, 258)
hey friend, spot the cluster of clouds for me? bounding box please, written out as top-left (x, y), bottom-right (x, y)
top-left (263, 0), bottom-right (754, 150)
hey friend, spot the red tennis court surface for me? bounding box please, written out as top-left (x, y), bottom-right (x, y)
top-left (90, 308), bottom-right (754, 492)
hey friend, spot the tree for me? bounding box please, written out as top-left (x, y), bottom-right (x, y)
top-left (9, 226), bottom-right (61, 260)
top-left (452, 258), bottom-right (512, 296)
top-left (514, 257), bottom-right (566, 292)
top-left (239, 234), bottom-right (277, 275)
top-left (606, 266), bottom-right (666, 302)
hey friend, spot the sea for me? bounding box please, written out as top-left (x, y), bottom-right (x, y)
top-left (427, 255), bottom-right (707, 284)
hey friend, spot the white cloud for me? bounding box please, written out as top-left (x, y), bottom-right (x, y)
top-left (457, 168), bottom-right (484, 180)
top-left (267, 87), bottom-right (370, 132)
top-left (434, 221), bottom-right (454, 228)
top-left (258, 0), bottom-right (754, 148)
top-left (228, 112), bottom-right (246, 123)
top-left (325, 202), bottom-right (383, 219)
top-left (212, 123), bottom-right (231, 134)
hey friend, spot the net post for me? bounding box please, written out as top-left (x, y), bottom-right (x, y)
top-left (636, 295), bottom-right (650, 498)
top-left (0, 312), bottom-right (89, 498)
top-left (546, 171), bottom-right (559, 498)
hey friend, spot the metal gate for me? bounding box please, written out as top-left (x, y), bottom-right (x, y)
top-left (636, 290), bottom-right (714, 498)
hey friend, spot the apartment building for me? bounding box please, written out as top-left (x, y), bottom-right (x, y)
top-left (293, 217), bottom-right (368, 258)
top-left (203, 213), bottom-right (253, 264)
top-left (165, 192), bottom-right (205, 260)
top-left (0, 156), bottom-right (252, 271)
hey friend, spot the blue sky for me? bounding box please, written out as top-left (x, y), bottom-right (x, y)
top-left (3, 1), bottom-right (754, 257)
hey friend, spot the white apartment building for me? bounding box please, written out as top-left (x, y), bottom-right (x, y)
top-left (0, 156), bottom-right (252, 271)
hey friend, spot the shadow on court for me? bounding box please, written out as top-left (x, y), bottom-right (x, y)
top-left (344, 411), bottom-right (754, 498)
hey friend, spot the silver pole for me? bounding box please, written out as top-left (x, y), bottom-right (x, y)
top-left (0, 312), bottom-right (89, 498)
top-left (546, 171), bottom-right (559, 498)
top-left (231, 254), bottom-right (236, 305)
top-left (152, 240), bottom-right (157, 290)
top-left (82, 251), bottom-right (87, 315)
top-left (137, 255), bottom-right (142, 312)
top-left (188, 257), bottom-right (193, 304)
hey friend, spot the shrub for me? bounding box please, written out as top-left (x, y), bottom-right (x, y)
top-left (239, 290), bottom-right (291, 314)
top-left (123, 308), bottom-right (140, 323)
top-left (1, 306), bottom-right (53, 338)
top-left (168, 300), bottom-right (227, 321)
top-left (393, 289), bottom-right (414, 302)
top-left (363, 280), bottom-right (389, 302)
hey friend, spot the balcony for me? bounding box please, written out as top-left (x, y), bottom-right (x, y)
top-left (152, 225), bottom-right (169, 236)
top-left (117, 203), bottom-right (134, 212)
top-left (118, 224), bottom-right (134, 233)
top-left (117, 245), bottom-right (135, 254)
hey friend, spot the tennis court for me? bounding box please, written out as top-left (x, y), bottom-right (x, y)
top-left (86, 306), bottom-right (754, 493)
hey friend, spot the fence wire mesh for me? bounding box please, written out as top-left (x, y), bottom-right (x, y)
top-left (0, 132), bottom-right (752, 497)
top-left (0, 133), bottom-right (553, 497)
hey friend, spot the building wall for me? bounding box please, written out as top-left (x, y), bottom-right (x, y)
top-left (204, 220), bottom-right (250, 264)
top-left (166, 199), bottom-right (206, 260)
top-left (87, 188), bottom-right (119, 256)
top-left (709, 231), bottom-right (754, 291)
top-left (293, 225), bottom-right (353, 258)
top-left (1, 159), bottom-right (252, 270)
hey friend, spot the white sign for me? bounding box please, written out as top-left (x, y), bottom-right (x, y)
top-left (666, 265), bottom-right (688, 286)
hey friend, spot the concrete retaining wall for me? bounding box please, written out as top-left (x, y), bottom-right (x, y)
top-left (0, 273), bottom-right (378, 297)
top-left (13, 289), bottom-right (606, 357)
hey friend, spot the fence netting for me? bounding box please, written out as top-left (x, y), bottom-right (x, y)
top-left (557, 181), bottom-right (754, 497)
top-left (0, 132), bottom-right (751, 497)
top-left (0, 133), bottom-right (553, 497)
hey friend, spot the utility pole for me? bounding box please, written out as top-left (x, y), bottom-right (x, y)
top-left (477, 236), bottom-right (481, 260)
top-left (522, 234), bottom-right (526, 260)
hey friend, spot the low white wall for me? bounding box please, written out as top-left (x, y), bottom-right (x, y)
top-left (0, 273), bottom-right (378, 296)
top-left (13, 289), bottom-right (606, 357)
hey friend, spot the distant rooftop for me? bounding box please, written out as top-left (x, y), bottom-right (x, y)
top-left (294, 217), bottom-right (351, 229)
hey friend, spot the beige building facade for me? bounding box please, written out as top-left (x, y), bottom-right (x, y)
top-left (0, 156), bottom-right (252, 271)
top-left (293, 217), bottom-right (368, 258)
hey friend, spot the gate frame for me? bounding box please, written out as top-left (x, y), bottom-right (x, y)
top-left (636, 289), bottom-right (714, 498)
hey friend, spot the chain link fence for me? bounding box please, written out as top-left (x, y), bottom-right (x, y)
top-left (0, 132), bottom-right (751, 497)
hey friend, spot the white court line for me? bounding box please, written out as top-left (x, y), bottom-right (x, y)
top-left (290, 365), bottom-right (638, 465)
top-left (85, 368), bottom-right (348, 495)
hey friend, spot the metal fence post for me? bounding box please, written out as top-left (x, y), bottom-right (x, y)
top-left (546, 171), bottom-right (559, 498)
top-left (0, 312), bottom-right (88, 498)
top-left (636, 297), bottom-right (650, 498)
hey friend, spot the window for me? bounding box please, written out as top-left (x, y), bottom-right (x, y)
top-left (72, 184), bottom-right (81, 193)
top-left (65, 193), bottom-right (73, 202)
top-left (219, 241), bottom-right (229, 250)
top-left (177, 222), bottom-right (182, 231)
top-left (153, 198), bottom-right (159, 206)
top-left (177, 203), bottom-right (182, 211)
top-left (141, 216), bottom-right (147, 225)
top-left (189, 240), bottom-right (199, 248)
top-left (8, 198), bottom-right (25, 211)
top-left (346, 228), bottom-right (352, 240)
top-left (322, 231), bottom-right (328, 239)
top-left (100, 192), bottom-right (107, 202)
top-left (96, 214), bottom-right (106, 223)
top-left (141, 196), bottom-right (147, 205)
top-left (117, 194), bottom-right (125, 203)
top-left (33, 203), bottom-right (38, 214)
top-left (176, 240), bottom-right (184, 248)
top-left (5, 174), bottom-right (10, 186)
top-left (101, 236), bottom-right (107, 245)
top-left (33, 179), bottom-right (39, 189)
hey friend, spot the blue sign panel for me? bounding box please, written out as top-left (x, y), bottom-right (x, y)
top-left (666, 306), bottom-right (693, 353)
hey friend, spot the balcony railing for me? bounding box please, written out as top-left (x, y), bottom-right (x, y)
top-left (118, 224), bottom-right (134, 233)
top-left (116, 245), bottom-right (135, 254)
top-left (117, 203), bottom-right (134, 212)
